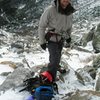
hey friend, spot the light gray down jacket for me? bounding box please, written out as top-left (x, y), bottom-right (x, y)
top-left (38, 1), bottom-right (73, 45)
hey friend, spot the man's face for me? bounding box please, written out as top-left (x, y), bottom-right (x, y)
top-left (60, 0), bottom-right (70, 9)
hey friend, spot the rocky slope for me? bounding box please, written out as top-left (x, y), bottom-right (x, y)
top-left (0, 0), bottom-right (100, 34)
top-left (0, 0), bottom-right (100, 99)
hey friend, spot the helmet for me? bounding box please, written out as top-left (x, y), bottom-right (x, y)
top-left (40, 71), bottom-right (53, 82)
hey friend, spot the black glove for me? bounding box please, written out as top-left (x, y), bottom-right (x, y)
top-left (66, 37), bottom-right (71, 43)
top-left (40, 43), bottom-right (46, 50)
top-left (65, 37), bottom-right (71, 48)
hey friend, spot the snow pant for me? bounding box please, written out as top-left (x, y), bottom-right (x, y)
top-left (47, 40), bottom-right (64, 81)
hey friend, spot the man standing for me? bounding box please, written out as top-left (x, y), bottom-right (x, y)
top-left (38, 0), bottom-right (75, 81)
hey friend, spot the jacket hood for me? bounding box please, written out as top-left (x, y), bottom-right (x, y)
top-left (51, 0), bottom-right (76, 15)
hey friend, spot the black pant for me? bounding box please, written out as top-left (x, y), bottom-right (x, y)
top-left (47, 40), bottom-right (63, 81)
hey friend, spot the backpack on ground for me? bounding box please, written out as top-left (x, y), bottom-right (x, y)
top-left (20, 71), bottom-right (58, 100)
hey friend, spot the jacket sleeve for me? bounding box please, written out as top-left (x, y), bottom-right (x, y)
top-left (67, 15), bottom-right (73, 39)
top-left (67, 27), bottom-right (72, 38)
top-left (38, 7), bottom-right (50, 45)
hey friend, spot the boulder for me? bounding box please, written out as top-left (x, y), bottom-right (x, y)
top-left (93, 54), bottom-right (100, 70)
top-left (67, 90), bottom-right (100, 100)
top-left (77, 68), bottom-right (93, 83)
top-left (92, 23), bottom-right (100, 53)
top-left (84, 65), bottom-right (96, 79)
top-left (0, 67), bottom-right (32, 92)
top-left (81, 27), bottom-right (95, 46)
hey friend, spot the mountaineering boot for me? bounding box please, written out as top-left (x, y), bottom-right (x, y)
top-left (57, 65), bottom-right (67, 74)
